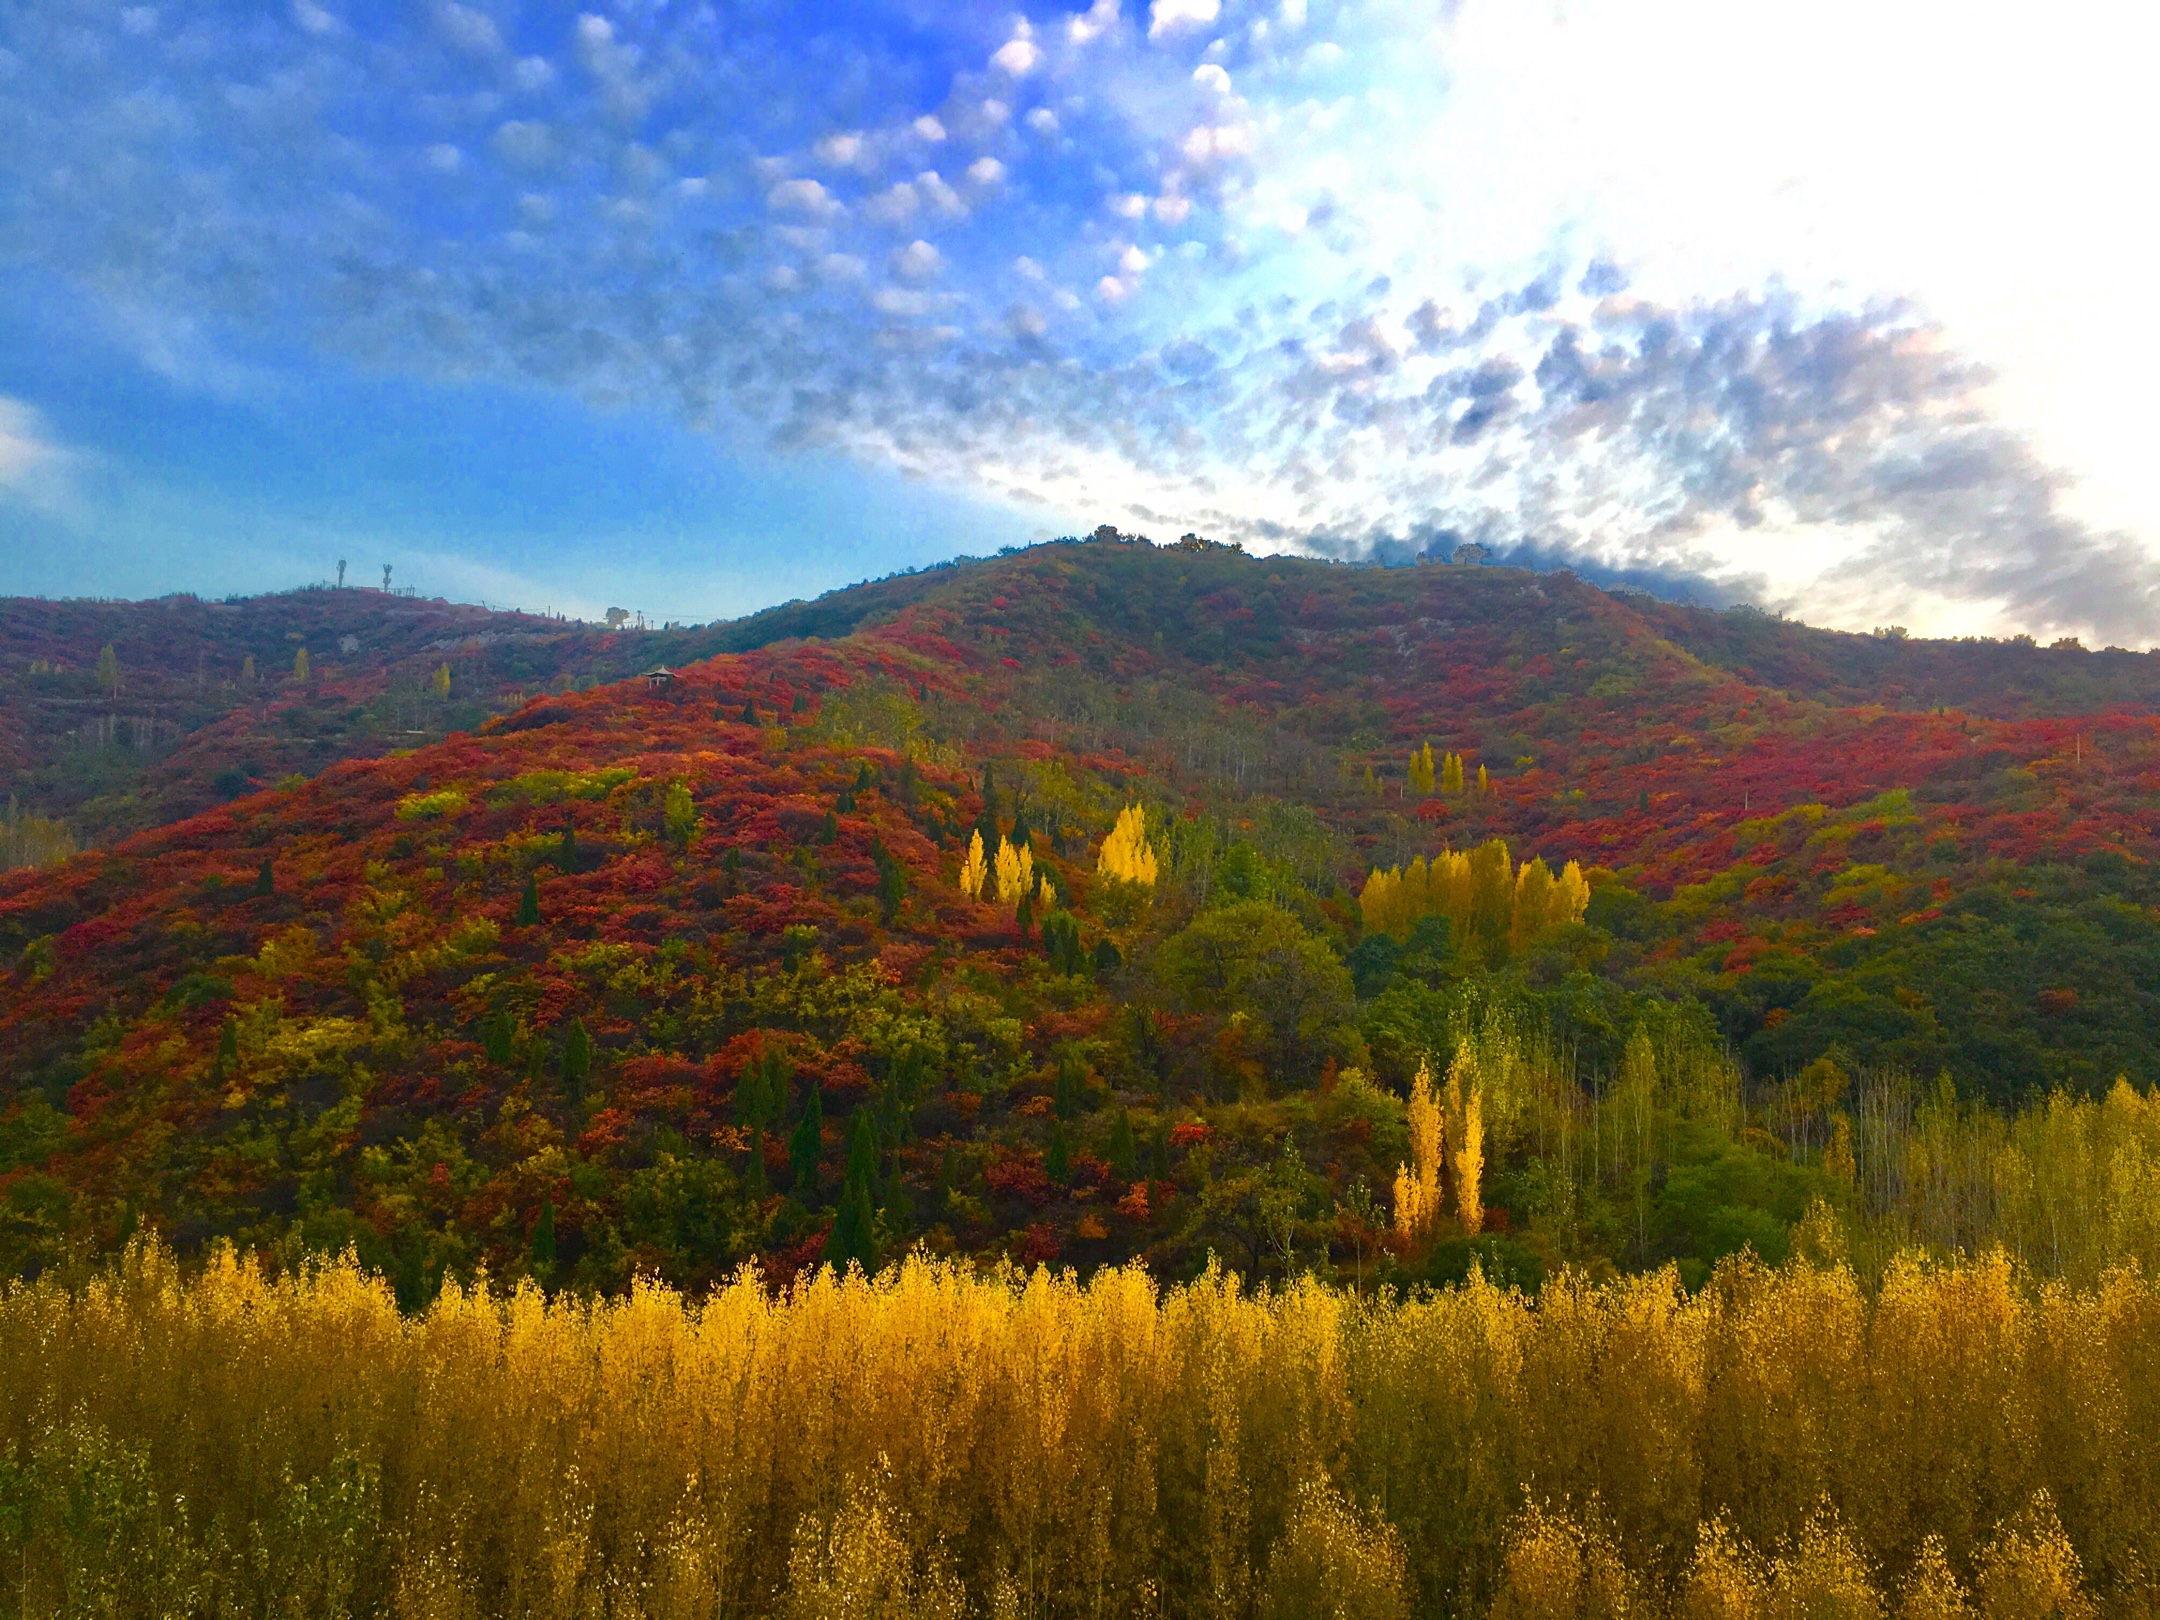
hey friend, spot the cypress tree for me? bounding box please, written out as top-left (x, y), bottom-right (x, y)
top-left (531, 1196), bottom-right (556, 1272)
top-left (1054, 1051), bottom-right (1084, 1119)
top-left (829, 1176), bottom-right (877, 1275)
top-left (518, 872), bottom-right (541, 926)
top-left (561, 1017), bottom-right (591, 1105)
top-left (872, 839), bottom-right (907, 923)
top-left (741, 697), bottom-right (757, 725)
top-left (1108, 1109), bottom-right (1138, 1184)
top-left (558, 820), bottom-right (577, 871)
top-left (745, 1126), bottom-right (768, 1201)
top-left (483, 1008), bottom-right (515, 1066)
top-left (1093, 937), bottom-right (1123, 974)
top-left (1046, 1119), bottom-right (1071, 1186)
top-left (255, 859), bottom-right (274, 898)
top-left (844, 1109), bottom-right (880, 1201)
top-left (789, 1083), bottom-right (824, 1196)
top-left (213, 1017), bottom-right (239, 1081)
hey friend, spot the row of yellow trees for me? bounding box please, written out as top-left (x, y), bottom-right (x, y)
top-left (1360, 840), bottom-right (1591, 952)
top-left (0, 1239), bottom-right (2151, 1618)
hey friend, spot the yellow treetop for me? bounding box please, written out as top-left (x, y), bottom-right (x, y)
top-left (1447, 1051), bottom-right (1484, 1236)
top-left (1441, 751), bottom-right (1466, 795)
top-left (1097, 804), bottom-right (1158, 887)
top-left (958, 830), bottom-right (988, 900)
top-left (1476, 763), bottom-right (1490, 793)
top-left (1408, 743), bottom-right (1436, 797)
top-left (994, 835), bottom-right (1034, 906)
top-left (1395, 1059), bottom-right (1444, 1241)
top-left (1361, 840), bottom-right (1591, 950)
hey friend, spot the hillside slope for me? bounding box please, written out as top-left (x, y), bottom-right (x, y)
top-left (3, 537), bottom-right (2158, 1293)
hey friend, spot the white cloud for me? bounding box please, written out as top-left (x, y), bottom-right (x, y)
top-left (1116, 243), bottom-right (1151, 276)
top-left (513, 55), bottom-right (555, 90)
top-left (893, 239), bottom-right (943, 279)
top-left (1111, 192), bottom-right (1148, 218)
top-left (814, 132), bottom-right (864, 167)
top-left (1149, 0), bottom-right (1219, 39)
top-left (1014, 255), bottom-right (1045, 279)
top-left (967, 156), bottom-right (1006, 186)
top-left (491, 120), bottom-right (556, 169)
top-left (1154, 193), bottom-right (1191, 223)
top-left (1181, 122), bottom-right (1253, 163)
top-left (1192, 63), bottom-right (1231, 95)
top-left (874, 287), bottom-right (933, 317)
top-left (434, 1), bottom-right (501, 56)
top-left (0, 398), bottom-right (69, 504)
top-left (1095, 274), bottom-right (1130, 301)
top-left (767, 177), bottom-right (842, 218)
top-left (424, 143), bottom-right (463, 174)
top-left (915, 170), bottom-right (964, 216)
top-left (1026, 107), bottom-right (1059, 135)
top-left (1070, 0), bottom-right (1120, 44)
top-left (291, 0), bottom-right (338, 35)
top-left (912, 114), bottom-right (947, 142)
top-left (991, 35), bottom-right (1040, 75)
top-left (865, 181), bottom-right (920, 226)
top-left (1279, 0), bottom-right (1306, 26)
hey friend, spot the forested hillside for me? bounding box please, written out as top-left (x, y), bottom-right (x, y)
top-left (4, 534), bottom-right (2159, 1295)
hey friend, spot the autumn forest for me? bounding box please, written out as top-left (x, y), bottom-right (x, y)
top-left (4, 533), bottom-right (2160, 1616)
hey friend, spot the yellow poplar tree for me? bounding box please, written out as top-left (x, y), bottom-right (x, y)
top-left (1408, 743), bottom-right (1436, 797)
top-left (958, 830), bottom-right (988, 900)
top-left (1447, 1052), bottom-right (1484, 1235)
top-left (1097, 804), bottom-right (1158, 886)
top-left (994, 836), bottom-right (1034, 905)
top-left (1394, 1059), bottom-right (1444, 1240)
top-left (292, 647), bottom-right (309, 681)
top-left (1441, 752), bottom-right (1466, 794)
top-left (1477, 763), bottom-right (1491, 793)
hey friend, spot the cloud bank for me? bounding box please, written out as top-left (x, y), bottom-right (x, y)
top-left (0, 0), bottom-right (2153, 640)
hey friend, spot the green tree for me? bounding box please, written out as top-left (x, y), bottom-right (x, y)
top-left (94, 643), bottom-right (121, 698)
top-left (561, 1017), bottom-right (591, 1106)
top-left (1046, 1120), bottom-right (1071, 1186)
top-left (828, 1111), bottom-right (881, 1273)
top-left (531, 1197), bottom-right (556, 1273)
top-left (789, 1083), bottom-right (825, 1197)
top-left (1044, 911), bottom-right (1084, 975)
top-left (213, 1018), bottom-right (239, 1081)
top-left (518, 873), bottom-right (541, 926)
top-left (664, 781), bottom-right (699, 850)
top-left (1156, 902), bottom-right (1358, 1085)
top-left (255, 859), bottom-right (274, 898)
top-left (292, 646), bottom-right (309, 682)
top-left (483, 1009), bottom-right (516, 1067)
top-left (1108, 1109), bottom-right (1138, 1184)
top-left (871, 839), bottom-right (907, 924)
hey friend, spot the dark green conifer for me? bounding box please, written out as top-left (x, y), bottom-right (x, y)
top-left (789, 1083), bottom-right (824, 1196)
top-left (1046, 1119), bottom-right (1071, 1186)
top-left (255, 859), bottom-right (274, 898)
top-left (531, 1196), bottom-right (556, 1272)
top-left (561, 1017), bottom-right (591, 1105)
top-left (518, 872), bottom-right (541, 926)
top-left (213, 1018), bottom-right (239, 1080)
top-left (1108, 1109), bottom-right (1138, 1184)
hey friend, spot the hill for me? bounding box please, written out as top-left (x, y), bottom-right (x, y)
top-left (3, 535), bottom-right (2159, 1294)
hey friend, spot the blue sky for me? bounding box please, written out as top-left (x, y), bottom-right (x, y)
top-left (3, 1), bottom-right (2157, 639)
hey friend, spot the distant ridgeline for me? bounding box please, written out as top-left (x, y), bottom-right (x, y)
top-left (1, 537), bottom-right (2159, 1298)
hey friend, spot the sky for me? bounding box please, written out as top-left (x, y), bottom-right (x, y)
top-left (2, 0), bottom-right (2157, 640)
